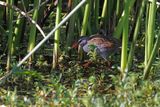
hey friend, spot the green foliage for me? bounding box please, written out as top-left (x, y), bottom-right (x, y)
top-left (1, 66), bottom-right (160, 106)
top-left (87, 44), bottom-right (98, 61)
top-left (0, 0), bottom-right (160, 106)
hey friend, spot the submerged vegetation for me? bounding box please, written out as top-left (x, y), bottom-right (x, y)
top-left (0, 0), bottom-right (160, 106)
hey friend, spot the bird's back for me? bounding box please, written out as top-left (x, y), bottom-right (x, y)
top-left (87, 34), bottom-right (119, 50)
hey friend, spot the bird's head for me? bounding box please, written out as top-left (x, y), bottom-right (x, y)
top-left (78, 36), bottom-right (89, 47)
top-left (72, 36), bottom-right (89, 48)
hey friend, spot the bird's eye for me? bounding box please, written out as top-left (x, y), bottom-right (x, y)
top-left (78, 40), bottom-right (82, 44)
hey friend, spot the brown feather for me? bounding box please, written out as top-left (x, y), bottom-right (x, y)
top-left (87, 34), bottom-right (114, 48)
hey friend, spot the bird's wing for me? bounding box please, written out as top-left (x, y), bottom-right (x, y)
top-left (88, 36), bottom-right (114, 48)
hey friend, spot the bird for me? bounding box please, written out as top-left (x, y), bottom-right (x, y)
top-left (75, 31), bottom-right (121, 60)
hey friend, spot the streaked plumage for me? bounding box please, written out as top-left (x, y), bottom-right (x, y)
top-left (78, 33), bottom-right (121, 60)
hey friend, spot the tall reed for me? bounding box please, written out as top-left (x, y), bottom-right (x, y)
top-left (12, 1), bottom-right (29, 55)
top-left (6, 0), bottom-right (14, 71)
top-left (65, 0), bottom-right (78, 55)
top-left (93, 0), bottom-right (99, 31)
top-left (0, 5), bottom-right (5, 40)
top-left (27, 0), bottom-right (40, 66)
top-left (127, 0), bottom-right (146, 71)
top-left (120, 0), bottom-right (135, 80)
top-left (143, 0), bottom-right (157, 79)
top-left (100, 0), bottom-right (107, 29)
top-left (78, 0), bottom-right (91, 60)
top-left (52, 0), bottom-right (62, 69)
top-left (147, 0), bottom-right (156, 58)
top-left (143, 30), bottom-right (160, 79)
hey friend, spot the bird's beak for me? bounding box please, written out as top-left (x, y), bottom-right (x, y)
top-left (72, 42), bottom-right (79, 49)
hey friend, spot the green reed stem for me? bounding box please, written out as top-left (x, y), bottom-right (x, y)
top-left (100, 0), bottom-right (107, 28)
top-left (12, 0), bottom-right (29, 55)
top-left (116, 0), bottom-right (120, 17)
top-left (80, 0), bottom-right (91, 35)
top-left (143, 30), bottom-right (160, 79)
top-left (127, 0), bottom-right (146, 71)
top-left (147, 0), bottom-right (157, 60)
top-left (6, 0), bottom-right (14, 71)
top-left (94, 0), bottom-right (99, 31)
top-left (144, 0), bottom-right (157, 79)
top-left (121, 0), bottom-right (135, 81)
top-left (52, 0), bottom-right (62, 69)
top-left (27, 0), bottom-right (39, 65)
top-left (66, 0), bottom-right (78, 54)
top-left (78, 0), bottom-right (91, 60)
top-left (144, 3), bottom-right (149, 67)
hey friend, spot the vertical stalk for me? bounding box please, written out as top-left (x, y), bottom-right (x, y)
top-left (12, 0), bottom-right (29, 55)
top-left (107, 0), bottom-right (113, 33)
top-left (6, 0), bottom-right (14, 71)
top-left (113, 12), bottom-right (125, 39)
top-left (147, 0), bottom-right (156, 60)
top-left (80, 0), bottom-right (91, 36)
top-left (52, 0), bottom-right (62, 69)
top-left (27, 0), bottom-right (39, 66)
top-left (143, 0), bottom-right (157, 79)
top-left (100, 0), bottom-right (107, 28)
top-left (143, 31), bottom-right (160, 79)
top-left (116, 0), bottom-right (120, 17)
top-left (0, 4), bottom-right (4, 24)
top-left (65, 0), bottom-right (78, 55)
top-left (6, 0), bottom-right (9, 25)
top-left (144, 3), bottom-right (149, 67)
top-left (12, 14), bottom-right (24, 55)
top-left (121, 12), bottom-right (129, 76)
top-left (78, 0), bottom-right (91, 60)
top-left (121, 0), bottom-right (135, 80)
top-left (94, 0), bottom-right (99, 31)
top-left (0, 5), bottom-right (5, 42)
top-left (127, 0), bottom-right (146, 71)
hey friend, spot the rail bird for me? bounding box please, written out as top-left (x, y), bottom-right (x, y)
top-left (74, 32), bottom-right (121, 60)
